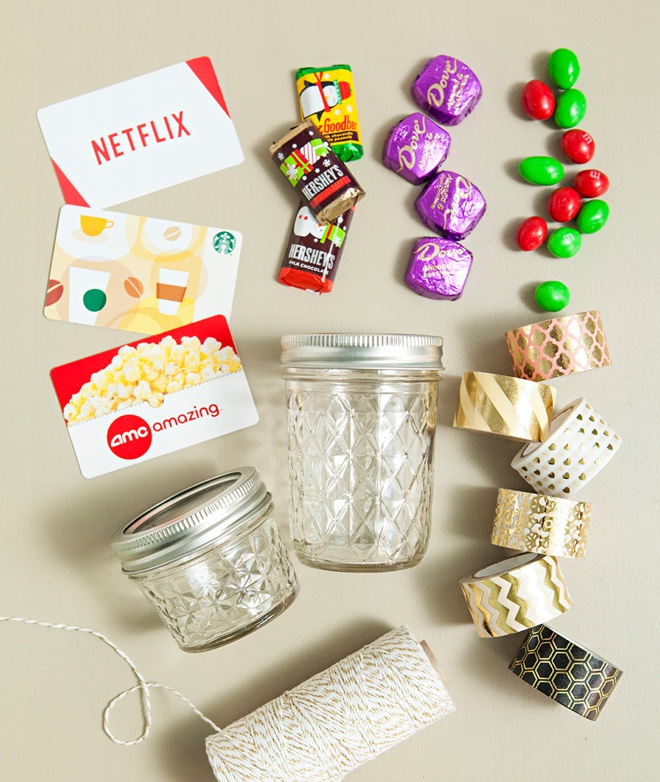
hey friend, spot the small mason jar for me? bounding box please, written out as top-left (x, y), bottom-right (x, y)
top-left (281, 333), bottom-right (444, 572)
top-left (111, 468), bottom-right (298, 652)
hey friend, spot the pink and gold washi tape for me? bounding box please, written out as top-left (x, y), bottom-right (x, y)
top-left (505, 310), bottom-right (611, 382)
top-left (453, 371), bottom-right (556, 442)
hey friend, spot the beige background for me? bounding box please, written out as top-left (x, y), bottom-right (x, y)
top-left (1, 1), bottom-right (658, 779)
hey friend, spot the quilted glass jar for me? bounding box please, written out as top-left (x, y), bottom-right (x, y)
top-left (111, 468), bottom-right (298, 652)
top-left (281, 333), bottom-right (444, 572)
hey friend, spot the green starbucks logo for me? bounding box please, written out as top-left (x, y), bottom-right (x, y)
top-left (213, 231), bottom-right (236, 254)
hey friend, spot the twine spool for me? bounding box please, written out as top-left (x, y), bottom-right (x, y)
top-left (205, 625), bottom-right (455, 782)
top-left (1, 617), bottom-right (453, 781)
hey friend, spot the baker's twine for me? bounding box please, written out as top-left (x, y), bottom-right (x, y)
top-left (0, 615), bottom-right (221, 744)
top-left (205, 625), bottom-right (455, 782)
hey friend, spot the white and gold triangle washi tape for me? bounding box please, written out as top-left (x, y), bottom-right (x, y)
top-left (459, 553), bottom-right (572, 638)
top-left (453, 371), bottom-right (556, 443)
top-left (491, 488), bottom-right (592, 559)
top-left (511, 398), bottom-right (621, 497)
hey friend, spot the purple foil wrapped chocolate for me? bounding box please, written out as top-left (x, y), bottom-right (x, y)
top-left (405, 237), bottom-right (473, 300)
top-left (383, 113), bottom-right (451, 185)
top-left (412, 55), bottom-right (482, 126)
top-left (415, 171), bottom-right (486, 240)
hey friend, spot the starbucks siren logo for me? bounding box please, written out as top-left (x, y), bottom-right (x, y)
top-left (213, 231), bottom-right (236, 254)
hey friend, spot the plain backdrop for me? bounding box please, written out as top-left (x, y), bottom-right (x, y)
top-left (1, 1), bottom-right (658, 780)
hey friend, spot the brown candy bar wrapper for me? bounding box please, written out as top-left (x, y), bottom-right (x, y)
top-left (269, 121), bottom-right (365, 223)
top-left (278, 204), bottom-right (355, 294)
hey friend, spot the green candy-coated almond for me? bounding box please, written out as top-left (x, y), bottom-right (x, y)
top-left (547, 227), bottom-right (582, 258)
top-left (535, 280), bottom-right (571, 312)
top-left (555, 89), bottom-right (587, 128)
top-left (548, 48), bottom-right (580, 89)
top-left (519, 156), bottom-right (565, 186)
top-left (577, 199), bottom-right (609, 234)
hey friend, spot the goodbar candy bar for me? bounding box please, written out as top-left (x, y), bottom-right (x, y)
top-left (296, 65), bottom-right (363, 162)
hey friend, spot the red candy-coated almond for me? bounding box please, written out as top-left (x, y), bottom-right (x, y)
top-left (517, 216), bottom-right (548, 251)
top-left (521, 80), bottom-right (555, 121)
top-left (547, 187), bottom-right (582, 222)
top-left (560, 129), bottom-right (595, 164)
top-left (573, 169), bottom-right (610, 198)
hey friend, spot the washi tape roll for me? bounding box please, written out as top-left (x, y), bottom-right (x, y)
top-left (505, 310), bottom-right (611, 381)
top-left (491, 488), bottom-right (592, 559)
top-left (453, 371), bottom-right (556, 442)
top-left (509, 624), bottom-right (623, 721)
top-left (206, 626), bottom-right (455, 781)
top-left (460, 553), bottom-right (572, 638)
top-left (511, 398), bottom-right (621, 496)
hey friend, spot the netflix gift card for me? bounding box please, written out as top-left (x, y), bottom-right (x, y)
top-left (37, 57), bottom-right (243, 208)
top-left (50, 316), bottom-right (258, 478)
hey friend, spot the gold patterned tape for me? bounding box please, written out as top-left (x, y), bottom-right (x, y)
top-left (505, 310), bottom-right (611, 381)
top-left (511, 398), bottom-right (622, 497)
top-left (453, 371), bottom-right (556, 442)
top-left (509, 624), bottom-right (623, 721)
top-left (460, 553), bottom-right (572, 638)
top-left (491, 488), bottom-right (592, 559)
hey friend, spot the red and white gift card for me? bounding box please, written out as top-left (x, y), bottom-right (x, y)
top-left (37, 57), bottom-right (243, 208)
top-left (50, 316), bottom-right (258, 478)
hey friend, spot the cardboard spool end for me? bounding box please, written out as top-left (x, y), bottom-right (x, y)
top-left (420, 640), bottom-right (448, 685)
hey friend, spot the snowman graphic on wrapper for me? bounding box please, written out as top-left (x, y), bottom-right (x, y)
top-left (293, 207), bottom-right (346, 247)
top-left (299, 74), bottom-right (352, 120)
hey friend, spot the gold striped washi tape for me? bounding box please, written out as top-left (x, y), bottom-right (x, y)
top-left (460, 553), bottom-right (572, 638)
top-left (491, 488), bottom-right (592, 559)
top-left (453, 372), bottom-right (556, 443)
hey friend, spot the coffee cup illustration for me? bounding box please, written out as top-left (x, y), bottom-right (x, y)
top-left (80, 215), bottom-right (114, 237)
top-left (156, 269), bottom-right (189, 315)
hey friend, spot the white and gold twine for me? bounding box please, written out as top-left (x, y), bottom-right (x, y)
top-left (1, 620), bottom-right (453, 781)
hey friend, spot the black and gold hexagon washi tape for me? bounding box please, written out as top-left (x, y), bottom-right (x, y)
top-left (509, 624), bottom-right (623, 720)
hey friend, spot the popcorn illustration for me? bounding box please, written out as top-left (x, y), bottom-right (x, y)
top-left (63, 335), bottom-right (242, 423)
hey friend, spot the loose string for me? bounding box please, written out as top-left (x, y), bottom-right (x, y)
top-left (0, 615), bottom-right (221, 744)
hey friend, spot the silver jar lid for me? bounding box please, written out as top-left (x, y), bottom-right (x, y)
top-left (111, 467), bottom-right (270, 573)
top-left (280, 333), bottom-right (444, 369)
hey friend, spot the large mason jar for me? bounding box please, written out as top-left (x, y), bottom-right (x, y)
top-left (281, 333), bottom-right (444, 572)
top-left (111, 468), bottom-right (298, 652)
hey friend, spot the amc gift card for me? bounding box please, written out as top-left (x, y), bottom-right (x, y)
top-left (50, 316), bottom-right (258, 477)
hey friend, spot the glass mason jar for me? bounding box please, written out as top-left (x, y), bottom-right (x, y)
top-left (281, 333), bottom-right (444, 572)
top-left (111, 468), bottom-right (298, 652)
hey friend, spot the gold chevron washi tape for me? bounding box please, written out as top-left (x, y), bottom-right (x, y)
top-left (460, 553), bottom-right (572, 638)
top-left (491, 489), bottom-right (592, 559)
top-left (453, 372), bottom-right (556, 442)
top-left (509, 624), bottom-right (623, 721)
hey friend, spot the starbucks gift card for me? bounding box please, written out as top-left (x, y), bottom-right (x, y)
top-left (37, 57), bottom-right (243, 207)
top-left (45, 205), bottom-right (241, 334)
top-left (50, 315), bottom-right (259, 478)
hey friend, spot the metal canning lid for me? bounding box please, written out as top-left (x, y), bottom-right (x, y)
top-left (280, 333), bottom-right (444, 369)
top-left (111, 467), bottom-right (270, 573)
